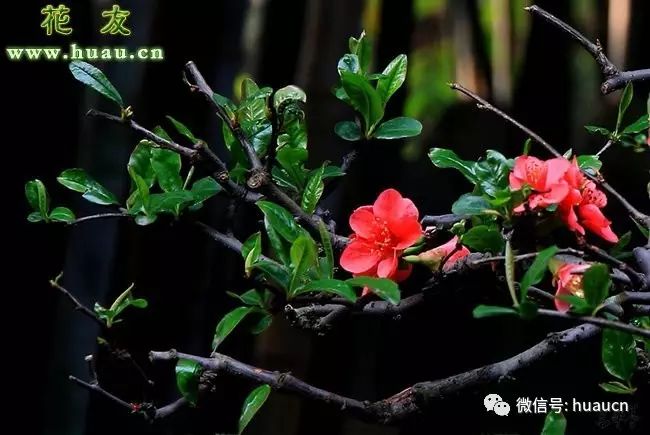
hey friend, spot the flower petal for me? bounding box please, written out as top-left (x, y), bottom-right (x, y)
top-left (544, 157), bottom-right (571, 187)
top-left (401, 198), bottom-right (419, 220)
top-left (340, 241), bottom-right (381, 273)
top-left (377, 254), bottom-right (398, 278)
top-left (392, 264), bottom-right (413, 282)
top-left (373, 189), bottom-right (404, 221)
top-left (389, 218), bottom-right (423, 249)
top-left (578, 204), bottom-right (619, 243)
top-left (349, 206), bottom-right (379, 239)
top-left (554, 284), bottom-right (572, 312)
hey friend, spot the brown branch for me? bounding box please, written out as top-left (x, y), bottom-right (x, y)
top-left (526, 5), bottom-right (650, 94)
top-left (49, 273), bottom-right (105, 327)
top-left (150, 323), bottom-right (599, 424)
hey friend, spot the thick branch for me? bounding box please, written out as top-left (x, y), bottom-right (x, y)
top-left (150, 323), bottom-right (599, 423)
top-left (526, 5), bottom-right (650, 94)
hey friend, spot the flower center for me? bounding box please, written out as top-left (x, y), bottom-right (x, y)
top-left (370, 219), bottom-right (395, 254)
top-left (525, 159), bottom-right (547, 188)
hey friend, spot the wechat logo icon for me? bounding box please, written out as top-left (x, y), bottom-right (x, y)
top-left (484, 393), bottom-right (511, 416)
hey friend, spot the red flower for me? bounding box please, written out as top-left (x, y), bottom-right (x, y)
top-left (559, 160), bottom-right (618, 243)
top-left (509, 155), bottom-right (570, 212)
top-left (406, 236), bottom-right (470, 271)
top-left (553, 263), bottom-right (590, 312)
top-left (340, 189), bottom-right (423, 286)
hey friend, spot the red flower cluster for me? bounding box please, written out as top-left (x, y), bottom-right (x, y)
top-left (340, 189), bottom-right (423, 289)
top-left (509, 156), bottom-right (618, 243)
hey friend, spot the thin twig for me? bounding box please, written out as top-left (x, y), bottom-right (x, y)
top-left (87, 109), bottom-right (198, 159)
top-left (69, 212), bottom-right (130, 226)
top-left (69, 375), bottom-right (132, 410)
top-left (49, 273), bottom-right (104, 327)
top-left (450, 82), bottom-right (561, 157)
top-left (537, 308), bottom-right (650, 338)
top-left (526, 5), bottom-right (650, 94)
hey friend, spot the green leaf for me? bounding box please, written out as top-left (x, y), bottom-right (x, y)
top-left (318, 220), bottom-right (334, 279)
top-left (212, 92), bottom-right (237, 120)
top-left (128, 167), bottom-right (151, 213)
top-left (166, 115), bottom-right (199, 143)
top-left (264, 216), bottom-right (290, 265)
top-left (289, 236), bottom-right (318, 293)
top-left (599, 381), bottom-right (636, 395)
top-left (584, 125), bottom-right (611, 137)
top-left (337, 53), bottom-right (361, 75)
top-left (460, 225), bottom-right (504, 253)
top-left (557, 294), bottom-right (591, 314)
top-left (374, 117), bottom-right (422, 139)
top-left (257, 201), bottom-right (301, 243)
top-left (347, 276), bottom-right (400, 305)
top-left (49, 207), bottom-right (75, 223)
top-left (151, 148), bottom-right (183, 192)
top-left (340, 71), bottom-right (384, 135)
top-left (175, 359), bottom-right (202, 406)
top-left (601, 328), bottom-right (637, 382)
top-left (27, 212), bottom-right (44, 222)
top-left (127, 141), bottom-right (156, 188)
top-left (238, 87), bottom-right (273, 156)
top-left (228, 289), bottom-right (265, 307)
top-left (212, 306), bottom-right (255, 349)
top-left (253, 260), bottom-right (291, 290)
top-left (294, 279), bottom-right (357, 302)
top-left (190, 176), bottom-right (221, 205)
top-left (251, 312), bottom-right (273, 334)
top-left (622, 114), bottom-right (650, 134)
top-left (519, 246), bottom-right (559, 302)
top-left (472, 304), bottom-right (518, 318)
top-left (334, 121), bottom-right (362, 141)
top-left (57, 168), bottom-right (118, 205)
top-left (583, 263), bottom-right (610, 308)
top-left (541, 411), bottom-right (567, 435)
top-left (239, 384), bottom-right (271, 434)
top-left (348, 31), bottom-right (372, 72)
top-left (428, 148), bottom-right (477, 183)
top-left (242, 232), bottom-right (262, 276)
top-left (301, 167), bottom-right (324, 214)
top-left (451, 194), bottom-right (490, 216)
top-left (148, 191), bottom-right (194, 215)
top-left (616, 82), bottom-right (633, 132)
top-left (576, 155), bottom-right (602, 172)
top-left (69, 61), bottom-right (123, 107)
top-left (610, 231), bottom-right (632, 258)
top-left (377, 54), bottom-right (407, 104)
top-left (25, 179), bottom-right (49, 218)
top-left (273, 85), bottom-right (307, 111)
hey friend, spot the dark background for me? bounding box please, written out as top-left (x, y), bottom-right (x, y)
top-left (2, 1), bottom-right (650, 434)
